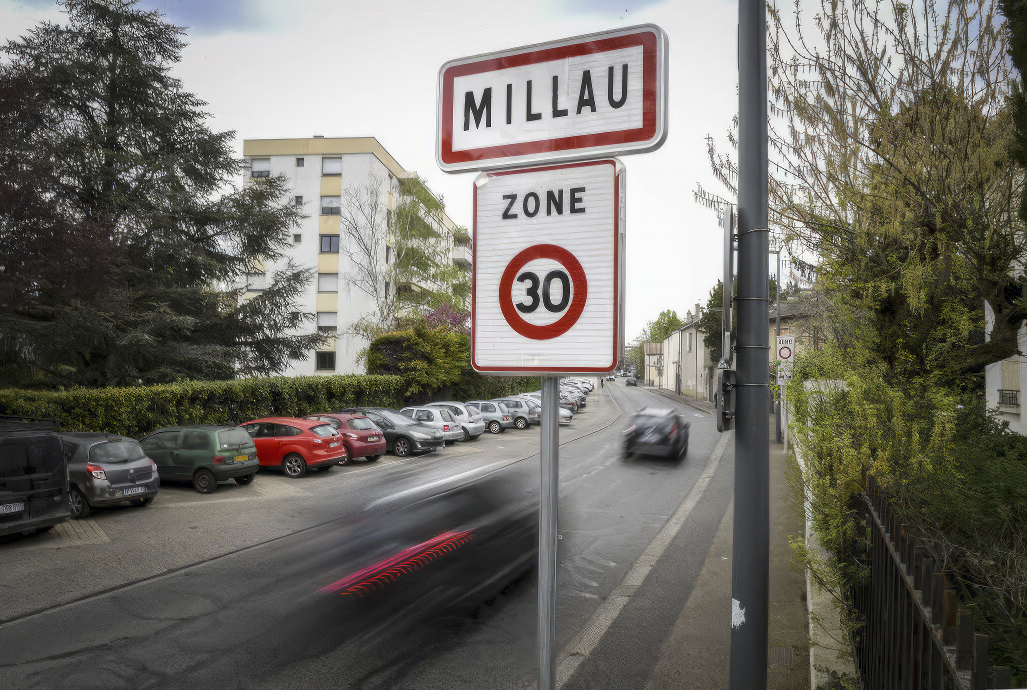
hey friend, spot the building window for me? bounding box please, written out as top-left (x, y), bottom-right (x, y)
top-left (318, 273), bottom-right (338, 292)
top-left (687, 332), bottom-right (693, 352)
top-left (296, 157), bottom-right (304, 167)
top-left (294, 195), bottom-right (303, 207)
top-left (322, 157), bottom-right (342, 175)
top-left (317, 312), bottom-right (337, 333)
top-left (250, 158), bottom-right (270, 178)
top-left (293, 233), bottom-right (302, 244)
top-left (316, 352), bottom-right (336, 371)
top-left (385, 245), bottom-right (391, 264)
top-left (321, 195), bottom-right (341, 215)
top-left (385, 280), bottom-right (389, 298)
top-left (245, 273), bottom-right (267, 291)
top-left (320, 235), bottom-right (340, 253)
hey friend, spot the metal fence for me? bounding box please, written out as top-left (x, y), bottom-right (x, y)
top-left (850, 477), bottom-right (1018, 689)
top-left (998, 390), bottom-right (1020, 407)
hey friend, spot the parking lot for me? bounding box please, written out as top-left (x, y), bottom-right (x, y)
top-left (0, 385), bottom-right (619, 623)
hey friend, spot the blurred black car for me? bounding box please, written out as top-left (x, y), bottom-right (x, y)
top-left (626, 377), bottom-right (637, 386)
top-left (623, 408), bottom-right (689, 458)
top-left (334, 408), bottom-right (444, 457)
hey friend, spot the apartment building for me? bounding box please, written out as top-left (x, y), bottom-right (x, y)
top-left (241, 136), bottom-right (470, 376)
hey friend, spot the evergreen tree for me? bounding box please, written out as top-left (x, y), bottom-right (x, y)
top-left (0, 0), bottom-right (324, 387)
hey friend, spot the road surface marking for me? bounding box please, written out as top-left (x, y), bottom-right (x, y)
top-left (555, 430), bottom-right (732, 688)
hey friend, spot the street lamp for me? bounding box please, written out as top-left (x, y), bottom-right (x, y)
top-left (769, 232), bottom-right (785, 443)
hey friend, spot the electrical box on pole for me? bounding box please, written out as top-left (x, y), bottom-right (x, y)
top-left (716, 367), bottom-right (736, 433)
top-left (721, 204), bottom-right (735, 368)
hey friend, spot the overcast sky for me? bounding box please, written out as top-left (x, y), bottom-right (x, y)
top-left (2, 0), bottom-right (742, 340)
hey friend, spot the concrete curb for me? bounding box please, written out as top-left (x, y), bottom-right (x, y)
top-left (640, 386), bottom-right (716, 414)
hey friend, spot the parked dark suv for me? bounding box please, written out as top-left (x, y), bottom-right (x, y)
top-left (0, 415), bottom-right (70, 537)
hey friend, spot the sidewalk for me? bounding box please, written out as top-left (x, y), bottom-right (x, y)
top-left (640, 395), bottom-right (810, 687)
top-left (641, 385), bottom-right (717, 415)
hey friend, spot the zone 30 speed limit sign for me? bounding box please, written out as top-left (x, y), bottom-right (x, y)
top-left (472, 159), bottom-right (625, 374)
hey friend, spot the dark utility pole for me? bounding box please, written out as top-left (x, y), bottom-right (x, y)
top-left (730, 0), bottom-right (770, 687)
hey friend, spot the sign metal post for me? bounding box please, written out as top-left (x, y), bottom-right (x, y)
top-left (539, 375), bottom-right (560, 690)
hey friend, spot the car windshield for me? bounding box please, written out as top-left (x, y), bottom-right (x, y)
top-left (347, 418), bottom-right (376, 430)
top-left (309, 424), bottom-right (337, 438)
top-left (88, 440), bottom-right (146, 464)
top-left (218, 428), bottom-right (254, 448)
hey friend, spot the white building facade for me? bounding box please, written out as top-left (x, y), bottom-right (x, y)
top-left (242, 137), bottom-right (467, 376)
top-left (984, 302), bottom-right (1027, 434)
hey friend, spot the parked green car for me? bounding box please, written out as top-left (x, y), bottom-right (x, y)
top-left (139, 426), bottom-right (259, 494)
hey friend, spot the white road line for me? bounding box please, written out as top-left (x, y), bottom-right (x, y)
top-left (555, 430), bottom-right (733, 688)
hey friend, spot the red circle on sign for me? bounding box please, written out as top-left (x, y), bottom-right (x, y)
top-left (779, 346), bottom-right (792, 360)
top-left (499, 244), bottom-right (588, 340)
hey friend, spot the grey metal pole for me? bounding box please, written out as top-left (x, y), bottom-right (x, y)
top-left (731, 0), bottom-right (770, 687)
top-left (539, 375), bottom-right (560, 690)
top-left (775, 251), bottom-right (782, 443)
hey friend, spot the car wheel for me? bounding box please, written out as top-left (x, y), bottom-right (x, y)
top-left (393, 437), bottom-right (412, 457)
top-left (235, 473), bottom-right (256, 486)
top-left (515, 417), bottom-right (528, 430)
top-left (193, 468), bottom-right (217, 494)
top-left (488, 421), bottom-right (502, 434)
top-left (365, 455), bottom-right (380, 462)
top-left (462, 427), bottom-right (471, 441)
top-left (282, 453), bottom-right (307, 478)
top-left (132, 496), bottom-right (154, 507)
top-left (68, 486), bottom-right (91, 519)
top-left (680, 438), bottom-right (689, 457)
top-left (337, 445), bottom-right (351, 466)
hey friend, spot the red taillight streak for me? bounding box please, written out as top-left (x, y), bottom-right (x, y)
top-left (443, 425), bottom-right (450, 431)
top-left (212, 455), bottom-right (226, 463)
top-left (318, 530), bottom-right (474, 597)
top-left (86, 464), bottom-right (106, 480)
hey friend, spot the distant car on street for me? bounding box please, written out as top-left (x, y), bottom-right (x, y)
top-left (626, 377), bottom-right (637, 386)
top-left (59, 433), bottom-right (160, 518)
top-left (139, 425), bottom-right (259, 493)
top-left (606, 375), bottom-right (616, 381)
top-left (305, 413), bottom-right (387, 464)
top-left (238, 418), bottom-right (344, 478)
top-left (622, 408), bottom-right (690, 459)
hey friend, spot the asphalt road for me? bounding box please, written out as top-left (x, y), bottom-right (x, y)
top-left (0, 381), bottom-right (734, 689)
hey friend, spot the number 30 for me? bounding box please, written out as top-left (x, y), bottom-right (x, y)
top-left (516, 270), bottom-right (571, 313)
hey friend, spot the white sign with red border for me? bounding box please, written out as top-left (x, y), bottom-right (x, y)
top-left (472, 160), bottom-right (625, 374)
top-left (776, 335), bottom-right (795, 362)
top-left (437, 25), bottom-right (668, 173)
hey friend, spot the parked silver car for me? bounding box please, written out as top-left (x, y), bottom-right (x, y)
top-left (59, 433), bottom-right (160, 519)
top-left (465, 401), bottom-right (514, 433)
top-left (492, 398), bottom-right (538, 429)
top-left (516, 394), bottom-right (572, 425)
top-left (399, 407), bottom-right (463, 443)
top-left (425, 402), bottom-right (486, 440)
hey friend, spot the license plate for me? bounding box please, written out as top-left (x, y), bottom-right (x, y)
top-left (329, 441), bottom-right (340, 448)
top-left (123, 487), bottom-right (146, 496)
top-left (235, 455), bottom-right (248, 463)
top-left (0, 502), bottom-right (24, 515)
top-left (367, 436), bottom-right (379, 442)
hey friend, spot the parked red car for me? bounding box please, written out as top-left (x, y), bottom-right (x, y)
top-left (305, 413), bottom-right (387, 464)
top-left (238, 417), bottom-right (344, 478)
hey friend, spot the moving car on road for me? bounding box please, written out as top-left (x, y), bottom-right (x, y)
top-left (238, 418), bottom-right (344, 478)
top-left (140, 425), bottom-right (259, 493)
top-left (338, 408), bottom-right (445, 458)
top-left (59, 433), bottom-right (160, 518)
top-left (399, 407), bottom-right (463, 443)
top-left (622, 408), bottom-right (690, 459)
top-left (626, 377), bottom-right (637, 386)
top-left (305, 413), bottom-right (387, 464)
top-left (0, 415), bottom-right (69, 536)
top-left (424, 402), bottom-right (486, 441)
top-left (465, 401), bottom-right (514, 434)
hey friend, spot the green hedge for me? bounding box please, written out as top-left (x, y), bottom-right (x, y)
top-left (0, 375), bottom-right (405, 438)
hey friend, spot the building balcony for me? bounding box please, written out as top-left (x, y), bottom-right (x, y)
top-left (452, 244), bottom-right (472, 268)
top-left (998, 389), bottom-right (1020, 412)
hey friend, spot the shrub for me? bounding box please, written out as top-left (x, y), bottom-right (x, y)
top-left (0, 375), bottom-right (404, 438)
